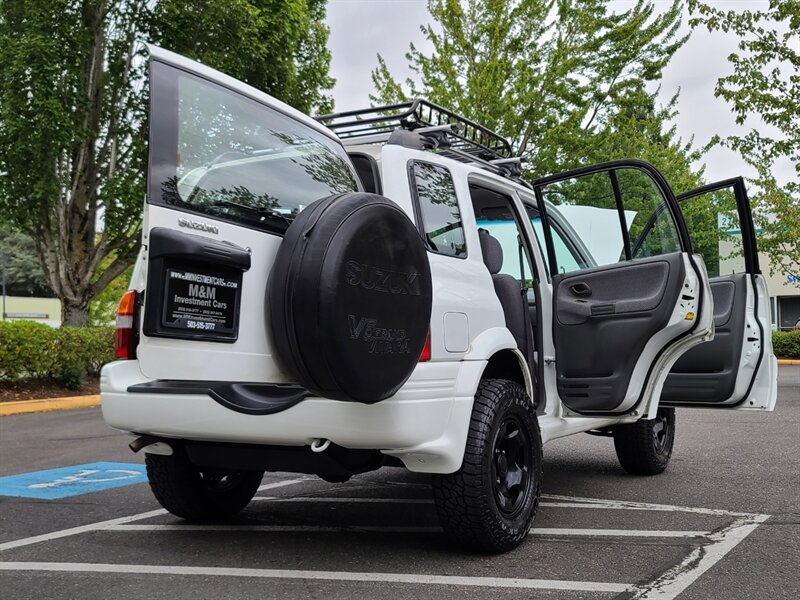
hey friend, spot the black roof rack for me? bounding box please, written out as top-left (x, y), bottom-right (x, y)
top-left (317, 99), bottom-right (514, 162)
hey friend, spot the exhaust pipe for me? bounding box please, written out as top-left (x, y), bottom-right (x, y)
top-left (129, 435), bottom-right (174, 456)
top-left (310, 438), bottom-right (331, 453)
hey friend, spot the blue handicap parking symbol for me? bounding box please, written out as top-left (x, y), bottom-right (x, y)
top-left (0, 462), bottom-right (147, 499)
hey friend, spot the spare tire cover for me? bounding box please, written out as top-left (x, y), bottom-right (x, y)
top-left (268, 192), bottom-right (433, 403)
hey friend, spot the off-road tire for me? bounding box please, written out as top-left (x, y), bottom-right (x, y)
top-left (145, 450), bottom-right (263, 521)
top-left (432, 378), bottom-right (542, 553)
top-left (613, 407), bottom-right (675, 475)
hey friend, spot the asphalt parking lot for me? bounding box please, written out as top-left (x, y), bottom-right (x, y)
top-left (1, 366), bottom-right (798, 600)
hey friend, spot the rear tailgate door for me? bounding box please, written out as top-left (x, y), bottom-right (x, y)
top-left (137, 46), bottom-right (359, 383)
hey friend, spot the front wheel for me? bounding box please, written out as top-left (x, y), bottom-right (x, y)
top-left (432, 379), bottom-right (542, 553)
top-left (145, 449), bottom-right (263, 521)
top-left (613, 407), bottom-right (675, 475)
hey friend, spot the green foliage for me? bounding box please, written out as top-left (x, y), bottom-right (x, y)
top-left (689, 1), bottom-right (800, 279)
top-left (57, 326), bottom-right (116, 376)
top-left (371, 0), bottom-right (703, 191)
top-left (0, 0), bottom-right (335, 325)
top-left (773, 330), bottom-right (800, 359)
top-left (678, 187), bottom-right (741, 279)
top-left (90, 264), bottom-right (133, 326)
top-left (0, 225), bottom-right (52, 297)
top-left (0, 321), bottom-right (59, 380)
top-left (60, 363), bottom-right (86, 391)
top-left (0, 0), bottom-right (146, 325)
top-left (0, 322), bottom-right (114, 381)
top-left (150, 0), bottom-right (334, 115)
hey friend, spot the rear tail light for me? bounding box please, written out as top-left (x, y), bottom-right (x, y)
top-left (115, 290), bottom-right (139, 360)
top-left (419, 330), bottom-right (431, 362)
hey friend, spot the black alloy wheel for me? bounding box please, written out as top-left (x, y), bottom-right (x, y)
top-left (613, 407), bottom-right (676, 476)
top-left (432, 378), bottom-right (542, 553)
top-left (492, 416), bottom-right (532, 518)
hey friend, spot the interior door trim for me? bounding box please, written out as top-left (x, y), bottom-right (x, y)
top-left (531, 160), bottom-right (707, 417)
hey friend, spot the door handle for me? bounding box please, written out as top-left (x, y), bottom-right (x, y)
top-left (570, 282), bottom-right (592, 297)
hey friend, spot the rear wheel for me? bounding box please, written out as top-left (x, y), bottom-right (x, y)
top-left (613, 407), bottom-right (675, 475)
top-left (145, 450), bottom-right (263, 521)
top-left (432, 379), bottom-right (542, 553)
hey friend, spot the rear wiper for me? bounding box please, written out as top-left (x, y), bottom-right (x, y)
top-left (206, 200), bottom-right (293, 226)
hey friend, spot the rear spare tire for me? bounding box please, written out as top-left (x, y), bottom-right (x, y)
top-left (268, 192), bottom-right (432, 403)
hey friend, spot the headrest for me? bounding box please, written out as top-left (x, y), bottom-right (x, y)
top-left (478, 229), bottom-right (503, 275)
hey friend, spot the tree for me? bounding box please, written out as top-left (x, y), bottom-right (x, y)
top-left (688, 0), bottom-right (800, 278)
top-left (0, 226), bottom-right (53, 297)
top-left (90, 262), bottom-right (133, 325)
top-left (371, 0), bottom-right (698, 183)
top-left (0, 0), bottom-right (144, 325)
top-left (0, 0), bottom-right (335, 326)
top-left (150, 0), bottom-right (334, 115)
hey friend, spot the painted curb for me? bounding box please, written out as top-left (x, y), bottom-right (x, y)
top-left (0, 395), bottom-right (101, 417)
top-left (777, 359), bottom-right (800, 365)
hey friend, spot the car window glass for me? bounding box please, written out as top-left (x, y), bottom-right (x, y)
top-left (528, 209), bottom-right (585, 275)
top-left (149, 62), bottom-right (358, 235)
top-left (538, 167), bottom-right (682, 273)
top-left (678, 187), bottom-right (742, 278)
top-left (470, 184), bottom-right (536, 282)
top-left (617, 168), bottom-right (682, 260)
top-left (411, 162), bottom-right (467, 258)
top-left (538, 171), bottom-right (622, 271)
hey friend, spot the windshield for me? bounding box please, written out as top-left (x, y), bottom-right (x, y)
top-left (148, 61), bottom-right (358, 234)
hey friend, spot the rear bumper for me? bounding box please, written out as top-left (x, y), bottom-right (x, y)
top-left (100, 359), bottom-right (481, 474)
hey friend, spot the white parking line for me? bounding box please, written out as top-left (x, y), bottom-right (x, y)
top-left (106, 523), bottom-right (708, 538)
top-left (0, 509), bottom-right (168, 553)
top-left (541, 494), bottom-right (754, 517)
top-left (254, 494), bottom-right (749, 518)
top-left (0, 485), bottom-right (770, 598)
top-left (253, 496), bottom-right (434, 504)
top-left (0, 479), bottom-right (305, 553)
top-left (0, 561), bottom-right (633, 593)
top-left (630, 513), bottom-right (770, 599)
top-left (109, 524), bottom-right (443, 533)
top-left (531, 528), bottom-right (707, 538)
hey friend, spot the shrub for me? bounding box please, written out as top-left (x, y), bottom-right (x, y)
top-left (57, 326), bottom-right (115, 376)
top-left (773, 330), bottom-right (800, 359)
top-left (61, 363), bottom-right (86, 390)
top-left (0, 321), bottom-right (115, 382)
top-left (0, 321), bottom-right (59, 380)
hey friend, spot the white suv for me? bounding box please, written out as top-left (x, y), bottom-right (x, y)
top-left (102, 46), bottom-right (778, 553)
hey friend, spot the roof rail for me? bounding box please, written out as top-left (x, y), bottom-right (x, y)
top-left (316, 99), bottom-right (514, 162)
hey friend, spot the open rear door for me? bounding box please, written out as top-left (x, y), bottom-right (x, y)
top-left (533, 160), bottom-right (713, 418)
top-left (661, 178), bottom-right (777, 410)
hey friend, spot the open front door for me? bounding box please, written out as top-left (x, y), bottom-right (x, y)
top-left (661, 178), bottom-right (777, 410)
top-left (533, 160), bottom-right (713, 417)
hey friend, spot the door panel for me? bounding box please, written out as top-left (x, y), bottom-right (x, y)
top-left (663, 177), bottom-right (776, 410)
top-left (661, 274), bottom-right (746, 403)
top-left (533, 160), bottom-right (712, 416)
top-left (553, 253), bottom-right (684, 411)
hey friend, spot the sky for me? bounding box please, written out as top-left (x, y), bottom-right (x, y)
top-left (324, 0), bottom-right (794, 190)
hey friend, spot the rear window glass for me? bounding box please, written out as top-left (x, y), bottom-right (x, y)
top-left (148, 61), bottom-right (358, 234)
top-left (410, 162), bottom-right (466, 258)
